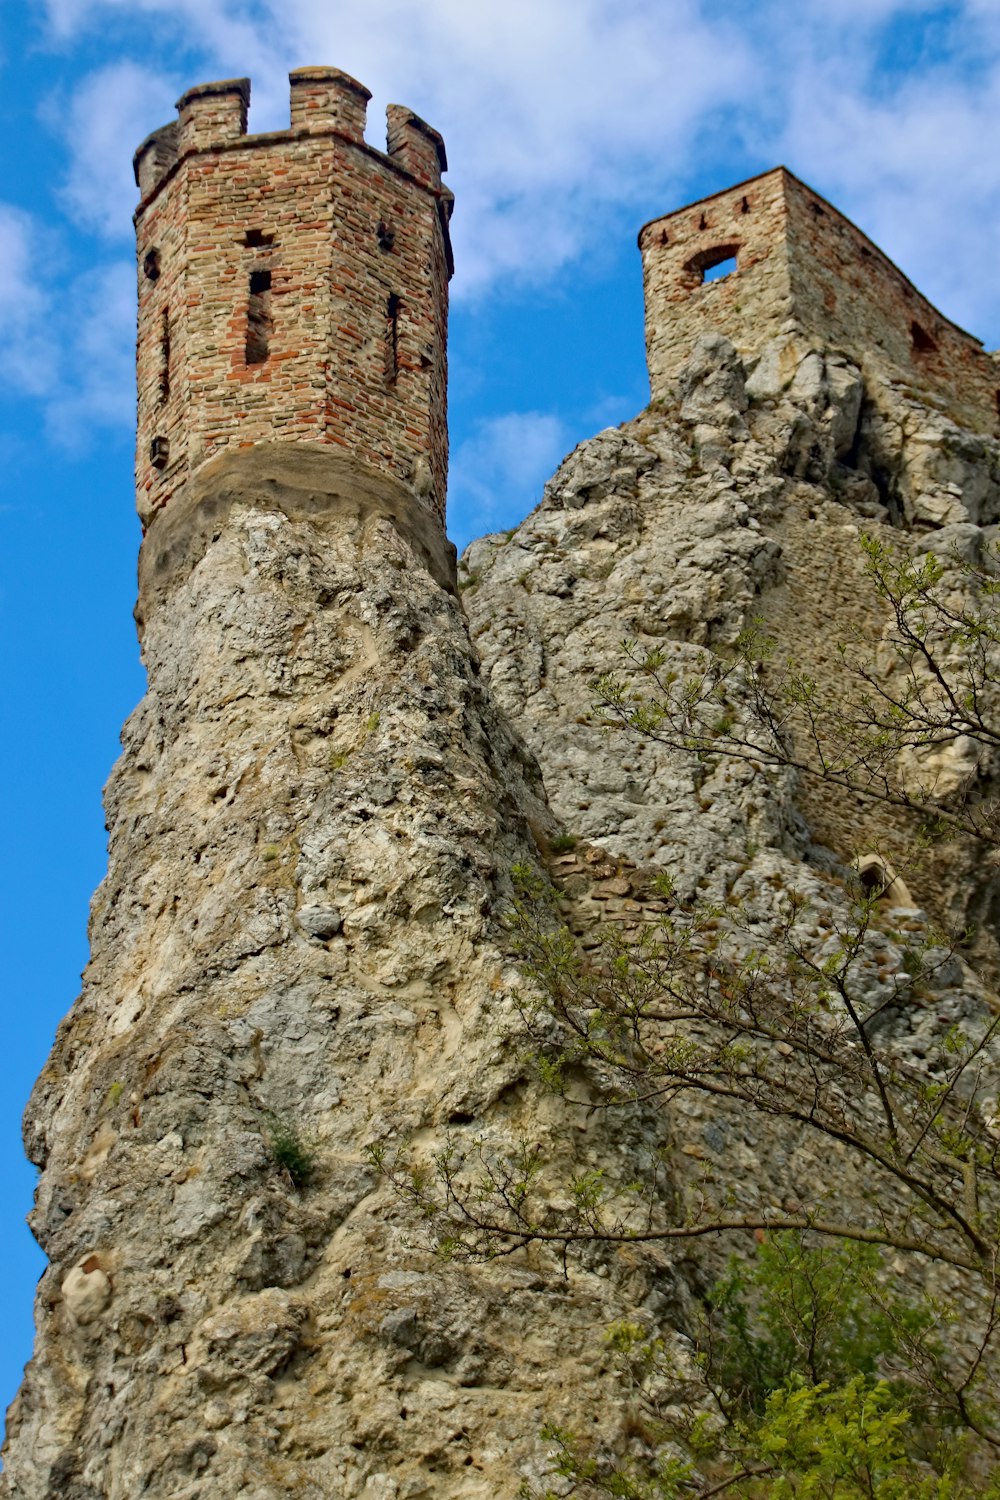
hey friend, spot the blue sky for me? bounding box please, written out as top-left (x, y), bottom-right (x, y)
top-left (3, 0), bottom-right (1000, 1431)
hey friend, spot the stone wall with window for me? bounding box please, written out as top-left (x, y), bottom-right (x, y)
top-left (640, 167), bottom-right (793, 403)
top-left (640, 166), bottom-right (1000, 437)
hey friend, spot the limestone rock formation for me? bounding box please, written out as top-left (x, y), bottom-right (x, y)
top-left (6, 336), bottom-right (999, 1498)
top-left (4, 448), bottom-right (696, 1499)
top-left (464, 332), bottom-right (1000, 956)
top-left (5, 124), bottom-right (1000, 1494)
top-left (462, 332), bottom-right (1000, 1284)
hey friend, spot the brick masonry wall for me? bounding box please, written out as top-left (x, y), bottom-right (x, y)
top-left (641, 167), bottom-right (1000, 436)
top-left (134, 71), bottom-right (452, 529)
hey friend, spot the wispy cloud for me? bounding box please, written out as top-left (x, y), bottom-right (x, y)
top-left (449, 410), bottom-right (569, 540)
top-left (39, 0), bottom-right (1000, 341)
top-left (43, 0), bottom-right (271, 59)
top-left (0, 206), bottom-right (133, 445)
top-left (47, 261), bottom-right (135, 443)
top-left (0, 206), bottom-right (58, 398)
top-left (777, 59), bottom-right (1000, 339)
top-left (20, 0), bottom-right (1000, 449)
top-left (53, 61), bottom-right (179, 238)
top-left (44, 0), bottom-right (753, 291)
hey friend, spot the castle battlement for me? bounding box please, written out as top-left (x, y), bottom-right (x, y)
top-left (133, 69), bottom-right (452, 527)
top-left (640, 167), bottom-right (1000, 436)
top-left (133, 70), bottom-right (449, 202)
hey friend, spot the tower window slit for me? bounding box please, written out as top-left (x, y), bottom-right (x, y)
top-left (159, 308), bottom-right (170, 404)
top-left (246, 269), bottom-right (272, 366)
top-left (386, 293), bottom-right (401, 384)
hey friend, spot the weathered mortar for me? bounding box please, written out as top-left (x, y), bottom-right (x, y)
top-left (640, 166), bottom-right (1000, 436)
top-left (133, 69), bottom-right (452, 527)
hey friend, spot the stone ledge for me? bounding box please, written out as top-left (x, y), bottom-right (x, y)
top-left (136, 444), bottom-right (457, 629)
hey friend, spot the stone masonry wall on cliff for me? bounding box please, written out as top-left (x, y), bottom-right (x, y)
top-left (133, 69), bottom-right (452, 528)
top-left (640, 166), bottom-right (1000, 436)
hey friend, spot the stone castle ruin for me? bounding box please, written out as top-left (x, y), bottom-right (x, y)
top-left (4, 67), bottom-right (1000, 1500)
top-left (641, 164), bottom-right (1000, 436)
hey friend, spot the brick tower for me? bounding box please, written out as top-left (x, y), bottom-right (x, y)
top-left (639, 166), bottom-right (1000, 436)
top-left (133, 69), bottom-right (453, 528)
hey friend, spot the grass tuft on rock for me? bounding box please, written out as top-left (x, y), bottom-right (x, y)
top-left (264, 1114), bottom-right (317, 1190)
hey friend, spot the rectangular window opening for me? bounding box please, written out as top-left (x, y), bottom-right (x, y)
top-left (911, 319), bottom-right (937, 353)
top-left (246, 269), bottom-right (272, 366)
top-left (703, 255), bottom-right (737, 284)
top-left (158, 308), bottom-right (170, 404)
top-left (386, 292), bottom-right (401, 385)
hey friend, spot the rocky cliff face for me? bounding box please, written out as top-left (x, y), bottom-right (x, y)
top-left (4, 339), bottom-right (1000, 1497)
top-left (465, 331), bottom-right (1000, 953)
top-left (4, 448), bottom-right (684, 1500)
top-left (463, 330), bottom-right (1000, 1330)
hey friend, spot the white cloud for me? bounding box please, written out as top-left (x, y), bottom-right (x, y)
top-left (31, 0), bottom-right (1000, 438)
top-left (0, 206), bottom-right (134, 444)
top-left (44, 0), bottom-right (270, 60)
top-left (42, 0), bottom-right (1000, 339)
top-left (46, 260), bottom-right (136, 443)
top-left (449, 410), bottom-right (569, 540)
top-left (0, 206), bottom-right (58, 397)
top-left (45, 0), bottom-right (753, 291)
top-left (774, 28), bottom-right (1000, 341)
top-left (368, 0), bottom-right (750, 292)
top-left (53, 61), bottom-right (179, 238)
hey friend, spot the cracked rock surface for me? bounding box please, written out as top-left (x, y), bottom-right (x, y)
top-left (6, 338), bottom-right (1000, 1496)
top-left (3, 450), bottom-right (687, 1500)
top-left (464, 333), bottom-right (1000, 955)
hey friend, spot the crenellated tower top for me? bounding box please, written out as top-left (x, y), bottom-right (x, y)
top-left (133, 68), bottom-right (453, 528)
